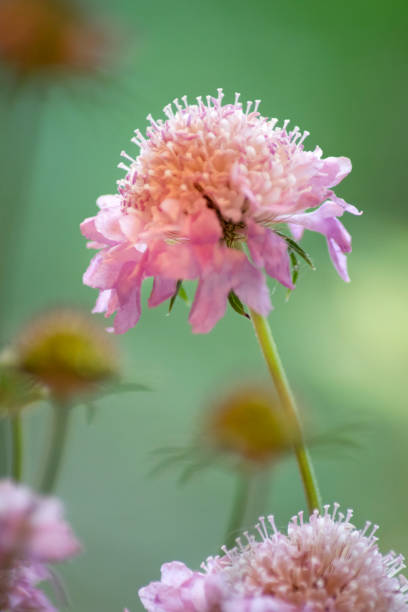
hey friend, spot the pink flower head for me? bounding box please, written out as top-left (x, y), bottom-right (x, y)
top-left (138, 560), bottom-right (294, 612)
top-left (81, 89), bottom-right (361, 334)
top-left (138, 505), bottom-right (408, 612)
top-left (0, 480), bottom-right (81, 611)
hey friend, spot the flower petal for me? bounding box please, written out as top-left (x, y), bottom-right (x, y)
top-left (233, 258), bottom-right (272, 316)
top-left (148, 278), bottom-right (178, 308)
top-left (189, 275), bottom-right (230, 334)
top-left (287, 200), bottom-right (360, 281)
top-left (247, 223), bottom-right (293, 289)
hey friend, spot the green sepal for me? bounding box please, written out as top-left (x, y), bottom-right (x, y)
top-left (168, 280), bottom-right (190, 314)
top-left (275, 230), bottom-right (315, 270)
top-left (286, 251), bottom-right (299, 301)
top-left (228, 291), bottom-right (250, 319)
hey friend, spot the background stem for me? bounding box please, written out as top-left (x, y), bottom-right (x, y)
top-left (11, 415), bottom-right (23, 482)
top-left (249, 309), bottom-right (322, 514)
top-left (39, 401), bottom-right (71, 494)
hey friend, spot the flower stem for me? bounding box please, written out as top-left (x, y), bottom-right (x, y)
top-left (249, 309), bottom-right (322, 514)
top-left (11, 415), bottom-right (23, 482)
top-left (224, 471), bottom-right (251, 549)
top-left (39, 402), bottom-right (71, 494)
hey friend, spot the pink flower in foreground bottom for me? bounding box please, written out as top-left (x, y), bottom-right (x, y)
top-left (81, 89), bottom-right (361, 334)
top-left (0, 480), bottom-right (81, 611)
top-left (138, 505), bottom-right (408, 612)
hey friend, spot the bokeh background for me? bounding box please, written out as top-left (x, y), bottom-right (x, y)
top-left (1, 0), bottom-right (407, 610)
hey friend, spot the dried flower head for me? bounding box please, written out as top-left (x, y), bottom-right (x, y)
top-left (0, 479), bottom-right (81, 611)
top-left (0, 365), bottom-right (47, 416)
top-left (14, 308), bottom-right (117, 399)
top-left (205, 386), bottom-right (298, 465)
top-left (0, 0), bottom-right (110, 78)
top-left (139, 505), bottom-right (408, 612)
top-left (81, 89), bottom-right (361, 334)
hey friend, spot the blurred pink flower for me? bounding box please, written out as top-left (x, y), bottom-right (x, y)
top-left (0, 480), bottom-right (81, 611)
top-left (138, 505), bottom-right (408, 612)
top-left (81, 89), bottom-right (361, 334)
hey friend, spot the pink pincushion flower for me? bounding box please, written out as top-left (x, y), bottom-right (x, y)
top-left (81, 89), bottom-right (361, 334)
top-left (0, 480), bottom-right (81, 611)
top-left (138, 505), bottom-right (408, 612)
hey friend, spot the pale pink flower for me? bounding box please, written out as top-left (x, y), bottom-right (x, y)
top-left (138, 505), bottom-right (408, 612)
top-left (138, 560), bottom-right (294, 612)
top-left (0, 480), bottom-right (81, 611)
top-left (81, 89), bottom-right (361, 334)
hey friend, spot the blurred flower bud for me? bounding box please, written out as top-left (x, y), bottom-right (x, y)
top-left (0, 0), bottom-right (113, 79)
top-left (0, 365), bottom-right (47, 416)
top-left (13, 308), bottom-right (118, 400)
top-left (204, 385), bottom-right (299, 466)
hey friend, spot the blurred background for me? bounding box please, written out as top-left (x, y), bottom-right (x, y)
top-left (0, 0), bottom-right (407, 609)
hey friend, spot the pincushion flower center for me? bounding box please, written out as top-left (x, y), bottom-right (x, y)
top-left (194, 182), bottom-right (247, 247)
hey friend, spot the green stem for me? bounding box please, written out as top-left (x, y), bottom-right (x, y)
top-left (249, 309), bottom-right (322, 514)
top-left (224, 472), bottom-right (251, 549)
top-left (39, 402), bottom-right (71, 494)
top-left (11, 415), bottom-right (23, 482)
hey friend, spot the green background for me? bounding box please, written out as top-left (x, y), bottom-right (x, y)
top-left (1, 0), bottom-right (408, 610)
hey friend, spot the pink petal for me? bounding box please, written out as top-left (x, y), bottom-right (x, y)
top-left (328, 238), bottom-right (350, 282)
top-left (96, 194), bottom-right (121, 209)
top-left (119, 211), bottom-right (145, 243)
top-left (112, 255), bottom-right (147, 334)
top-left (287, 201), bottom-right (358, 281)
top-left (80, 217), bottom-right (115, 246)
top-left (94, 208), bottom-right (124, 242)
top-left (247, 223), bottom-right (293, 289)
top-left (320, 156), bottom-right (352, 187)
top-left (83, 245), bottom-right (142, 290)
top-left (148, 278), bottom-right (178, 308)
top-left (189, 209), bottom-right (222, 245)
top-left (148, 242), bottom-right (199, 280)
top-left (139, 582), bottom-right (185, 612)
top-left (233, 258), bottom-right (272, 316)
top-left (160, 562), bottom-right (194, 588)
top-left (189, 275), bottom-right (230, 334)
top-left (92, 289), bottom-right (118, 317)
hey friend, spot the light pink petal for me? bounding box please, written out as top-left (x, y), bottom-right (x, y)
top-left (92, 289), bottom-right (118, 317)
top-left (247, 223), bottom-right (293, 289)
top-left (160, 563), bottom-right (194, 588)
top-left (113, 284), bottom-right (142, 334)
top-left (119, 212), bottom-right (145, 243)
top-left (139, 563), bottom-right (203, 612)
top-left (320, 156), bottom-right (352, 187)
top-left (189, 209), bottom-right (222, 245)
top-left (139, 582), bottom-right (186, 612)
top-left (112, 255), bottom-right (147, 334)
top-left (83, 245), bottom-right (142, 290)
top-left (94, 208), bottom-right (124, 242)
top-left (328, 238), bottom-right (350, 282)
top-left (96, 194), bottom-right (122, 209)
top-left (233, 258), bottom-right (272, 316)
top-left (330, 193), bottom-right (362, 216)
top-left (148, 243), bottom-right (199, 280)
top-left (189, 275), bottom-right (230, 334)
top-left (287, 201), bottom-right (357, 281)
top-left (288, 222), bottom-right (304, 242)
top-left (148, 278), bottom-right (178, 308)
top-left (80, 217), bottom-right (115, 247)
